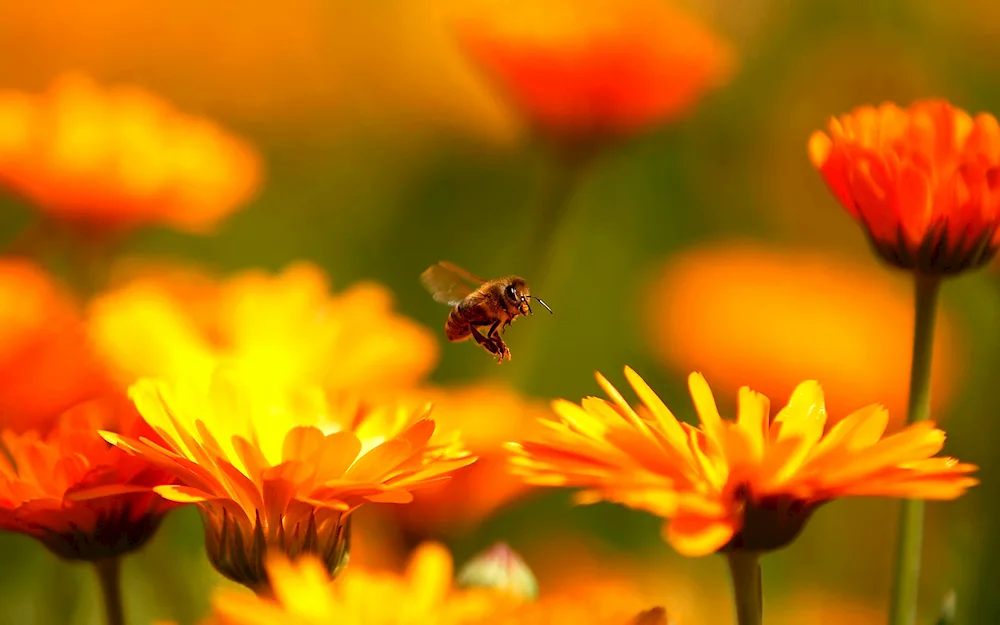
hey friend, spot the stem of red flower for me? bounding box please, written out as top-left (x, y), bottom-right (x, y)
top-left (725, 550), bottom-right (763, 625)
top-left (525, 145), bottom-right (593, 282)
top-left (94, 556), bottom-right (126, 625)
top-left (888, 271), bottom-right (942, 625)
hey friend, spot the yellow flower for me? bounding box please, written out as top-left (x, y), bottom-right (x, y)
top-left (101, 370), bottom-right (476, 591)
top-left (508, 367), bottom-right (978, 557)
top-left (87, 261), bottom-right (438, 397)
top-left (202, 541), bottom-right (666, 625)
top-left (0, 73), bottom-right (260, 234)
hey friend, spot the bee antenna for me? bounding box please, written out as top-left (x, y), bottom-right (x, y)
top-left (529, 295), bottom-right (553, 314)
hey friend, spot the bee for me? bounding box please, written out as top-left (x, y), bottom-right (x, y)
top-left (420, 261), bottom-right (553, 364)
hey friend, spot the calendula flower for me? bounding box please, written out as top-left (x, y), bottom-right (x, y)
top-left (102, 370), bottom-right (477, 592)
top-left (203, 541), bottom-right (665, 625)
top-left (0, 395), bottom-right (175, 560)
top-left (0, 258), bottom-right (112, 432)
top-left (87, 261), bottom-right (438, 397)
top-left (457, 0), bottom-right (733, 147)
top-left (809, 99), bottom-right (1000, 274)
top-left (0, 73), bottom-right (261, 234)
top-left (382, 383), bottom-right (550, 540)
top-left (643, 242), bottom-right (962, 423)
top-left (508, 367), bottom-right (978, 557)
top-left (204, 542), bottom-right (506, 625)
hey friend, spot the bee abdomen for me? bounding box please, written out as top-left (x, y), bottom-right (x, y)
top-left (444, 308), bottom-right (471, 342)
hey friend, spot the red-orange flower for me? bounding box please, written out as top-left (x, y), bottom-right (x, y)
top-left (508, 367), bottom-right (978, 557)
top-left (0, 395), bottom-right (176, 560)
top-left (0, 258), bottom-right (112, 432)
top-left (809, 99), bottom-right (1000, 273)
top-left (0, 73), bottom-right (261, 234)
top-left (457, 0), bottom-right (733, 145)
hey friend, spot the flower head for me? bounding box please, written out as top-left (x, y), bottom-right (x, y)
top-left (809, 99), bottom-right (1000, 273)
top-left (101, 370), bottom-right (477, 591)
top-left (643, 242), bottom-right (962, 423)
top-left (0, 73), bottom-right (261, 234)
top-left (87, 261), bottom-right (438, 398)
top-left (202, 541), bottom-right (665, 625)
top-left (0, 258), bottom-right (112, 432)
top-left (457, 0), bottom-right (733, 146)
top-left (0, 395), bottom-right (176, 560)
top-left (508, 367), bottom-right (978, 557)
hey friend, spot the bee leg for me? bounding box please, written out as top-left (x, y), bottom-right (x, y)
top-left (470, 326), bottom-right (500, 357)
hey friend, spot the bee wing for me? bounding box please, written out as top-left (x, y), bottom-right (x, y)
top-left (420, 261), bottom-right (486, 306)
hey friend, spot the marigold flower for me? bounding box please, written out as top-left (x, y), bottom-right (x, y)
top-left (0, 73), bottom-right (261, 234)
top-left (508, 367), bottom-right (978, 557)
top-left (809, 99), bottom-right (1000, 273)
top-left (0, 258), bottom-right (112, 432)
top-left (87, 261), bottom-right (438, 397)
top-left (202, 541), bottom-right (665, 625)
top-left (0, 395), bottom-right (176, 560)
top-left (101, 371), bottom-right (477, 591)
top-left (643, 242), bottom-right (962, 424)
top-left (457, 0), bottom-right (733, 146)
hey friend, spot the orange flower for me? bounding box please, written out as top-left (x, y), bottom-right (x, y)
top-left (102, 370), bottom-right (477, 591)
top-left (0, 258), bottom-right (112, 432)
top-left (642, 242), bottom-right (962, 424)
top-left (381, 383), bottom-right (551, 540)
top-left (87, 261), bottom-right (438, 397)
top-left (0, 73), bottom-right (261, 234)
top-left (0, 395), bottom-right (176, 560)
top-left (202, 541), bottom-right (666, 625)
top-left (809, 99), bottom-right (1000, 273)
top-left (508, 367), bottom-right (978, 557)
top-left (457, 0), bottom-right (733, 145)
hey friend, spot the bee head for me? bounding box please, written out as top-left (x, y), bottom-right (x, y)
top-left (503, 277), bottom-right (553, 317)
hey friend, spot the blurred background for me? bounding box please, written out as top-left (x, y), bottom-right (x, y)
top-left (0, 0), bottom-right (998, 623)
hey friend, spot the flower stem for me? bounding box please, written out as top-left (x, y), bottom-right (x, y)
top-left (94, 556), bottom-right (126, 625)
top-left (725, 551), bottom-right (763, 625)
top-left (524, 146), bottom-right (592, 282)
top-left (888, 272), bottom-right (942, 625)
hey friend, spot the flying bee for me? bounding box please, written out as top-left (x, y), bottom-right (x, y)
top-left (420, 261), bottom-right (553, 364)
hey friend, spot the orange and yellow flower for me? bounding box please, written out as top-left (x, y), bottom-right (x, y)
top-left (508, 367), bottom-right (978, 557)
top-left (202, 541), bottom-right (667, 625)
top-left (642, 242), bottom-right (962, 424)
top-left (0, 73), bottom-right (261, 234)
top-left (457, 0), bottom-right (733, 146)
top-left (0, 395), bottom-right (176, 560)
top-left (809, 99), bottom-right (1000, 273)
top-left (87, 261), bottom-right (438, 398)
top-left (101, 370), bottom-right (477, 591)
top-left (0, 258), bottom-right (112, 433)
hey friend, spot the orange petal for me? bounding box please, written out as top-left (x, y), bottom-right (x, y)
top-left (664, 516), bottom-right (735, 557)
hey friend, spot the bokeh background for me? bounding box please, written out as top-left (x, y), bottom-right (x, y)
top-left (0, 0), bottom-right (998, 623)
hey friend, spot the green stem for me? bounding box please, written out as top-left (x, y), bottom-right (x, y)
top-left (524, 147), bottom-right (592, 283)
top-left (888, 272), bottom-right (942, 625)
top-left (94, 556), bottom-right (126, 625)
top-left (725, 551), bottom-right (763, 625)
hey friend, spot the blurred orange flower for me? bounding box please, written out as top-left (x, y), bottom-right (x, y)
top-left (457, 0), bottom-right (733, 145)
top-left (508, 367), bottom-right (978, 557)
top-left (0, 258), bottom-right (112, 432)
top-left (0, 395), bottom-right (176, 560)
top-left (0, 73), bottom-right (261, 234)
top-left (203, 541), bottom-right (666, 625)
top-left (102, 370), bottom-right (477, 591)
top-left (643, 243), bottom-right (962, 423)
top-left (809, 99), bottom-right (1000, 273)
top-left (87, 261), bottom-right (438, 397)
top-left (768, 590), bottom-right (884, 625)
top-left (382, 383), bottom-right (551, 540)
